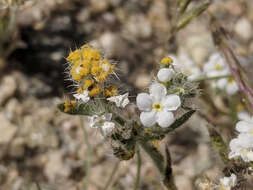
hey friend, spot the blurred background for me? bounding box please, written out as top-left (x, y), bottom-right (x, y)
top-left (0, 0), bottom-right (253, 189)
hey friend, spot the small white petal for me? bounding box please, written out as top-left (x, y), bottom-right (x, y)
top-left (140, 111), bottom-right (157, 127)
top-left (156, 111), bottom-right (174, 128)
top-left (103, 113), bottom-right (113, 121)
top-left (235, 121), bottom-right (253, 133)
top-left (101, 122), bottom-right (115, 136)
top-left (157, 68), bottom-right (174, 82)
top-left (136, 93), bottom-right (153, 111)
top-left (73, 90), bottom-right (90, 103)
top-left (149, 83), bottom-right (167, 101)
top-left (237, 111), bottom-right (252, 122)
top-left (217, 78), bottom-right (227, 89)
top-left (226, 82), bottom-right (239, 95)
top-left (107, 93), bottom-right (130, 108)
top-left (162, 94), bottom-right (181, 111)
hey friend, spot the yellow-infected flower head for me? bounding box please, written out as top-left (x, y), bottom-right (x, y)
top-left (66, 44), bottom-right (116, 98)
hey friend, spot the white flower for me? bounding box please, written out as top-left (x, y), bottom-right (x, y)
top-left (235, 118), bottom-right (253, 135)
top-left (229, 134), bottom-right (253, 162)
top-left (107, 93), bottom-right (130, 108)
top-left (204, 53), bottom-right (239, 94)
top-left (157, 68), bottom-right (175, 82)
top-left (219, 174), bottom-right (237, 190)
top-left (237, 110), bottom-right (251, 122)
top-left (215, 77), bottom-right (239, 95)
top-left (178, 55), bottom-right (202, 81)
top-left (204, 53), bottom-right (229, 78)
top-left (73, 90), bottom-right (90, 103)
top-left (136, 83), bottom-right (181, 128)
top-left (100, 122), bottom-right (115, 137)
top-left (89, 113), bottom-right (115, 137)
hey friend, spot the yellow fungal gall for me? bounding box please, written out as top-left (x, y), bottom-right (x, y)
top-left (63, 100), bottom-right (77, 113)
top-left (83, 79), bottom-right (94, 89)
top-left (104, 86), bottom-right (118, 97)
top-left (89, 84), bottom-right (102, 96)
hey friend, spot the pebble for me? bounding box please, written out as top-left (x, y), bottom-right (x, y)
top-left (0, 113), bottom-right (17, 144)
top-left (234, 18), bottom-right (252, 41)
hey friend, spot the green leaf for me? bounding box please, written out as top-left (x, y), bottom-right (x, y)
top-left (57, 102), bottom-right (95, 116)
top-left (206, 124), bottom-right (230, 164)
top-left (176, 2), bottom-right (210, 31)
top-left (140, 110), bottom-right (196, 141)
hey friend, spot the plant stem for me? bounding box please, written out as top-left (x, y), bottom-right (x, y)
top-left (134, 147), bottom-right (142, 190)
top-left (191, 74), bottom-right (231, 83)
top-left (102, 161), bottom-right (120, 190)
top-left (210, 15), bottom-right (253, 114)
top-left (80, 117), bottom-right (92, 190)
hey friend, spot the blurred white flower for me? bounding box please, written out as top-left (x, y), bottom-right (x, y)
top-left (219, 174), bottom-right (237, 190)
top-left (107, 93), bottom-right (130, 108)
top-left (136, 83), bottom-right (181, 128)
top-left (178, 55), bottom-right (202, 81)
top-left (235, 117), bottom-right (253, 135)
top-left (73, 90), bottom-right (90, 102)
top-left (157, 68), bottom-right (175, 82)
top-left (215, 77), bottom-right (239, 95)
top-left (237, 110), bottom-right (252, 123)
top-left (204, 53), bottom-right (229, 77)
top-left (204, 53), bottom-right (239, 95)
top-left (229, 133), bottom-right (253, 162)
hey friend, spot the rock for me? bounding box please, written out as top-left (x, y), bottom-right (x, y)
top-left (234, 18), bottom-right (252, 41)
top-left (9, 138), bottom-right (25, 158)
top-left (135, 72), bottom-right (151, 89)
top-left (0, 113), bottom-right (17, 144)
top-left (90, 0), bottom-right (109, 13)
top-left (0, 75), bottom-right (17, 106)
top-left (123, 14), bottom-right (152, 40)
top-left (44, 151), bottom-right (70, 181)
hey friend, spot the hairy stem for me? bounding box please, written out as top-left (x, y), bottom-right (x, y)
top-left (134, 147), bottom-right (142, 190)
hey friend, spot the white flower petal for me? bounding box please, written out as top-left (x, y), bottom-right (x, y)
top-left (100, 121), bottom-right (115, 137)
top-left (73, 90), bottom-right (90, 103)
top-left (140, 111), bottom-right (157, 127)
top-left (162, 95), bottom-right (181, 111)
top-left (103, 113), bottom-right (113, 121)
top-left (220, 174), bottom-right (237, 189)
top-left (235, 121), bottom-right (253, 133)
top-left (157, 68), bottom-right (174, 82)
top-left (149, 83), bottom-right (167, 101)
top-left (156, 111), bottom-right (174, 128)
top-left (217, 78), bottom-right (227, 89)
top-left (226, 82), bottom-right (239, 95)
top-left (107, 93), bottom-right (130, 108)
top-left (237, 111), bottom-right (252, 122)
top-left (136, 93), bottom-right (153, 111)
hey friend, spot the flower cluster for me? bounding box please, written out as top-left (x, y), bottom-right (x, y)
top-left (62, 44), bottom-right (130, 137)
top-left (204, 53), bottom-right (239, 95)
top-left (161, 54), bottom-right (202, 81)
top-left (67, 44), bottom-right (117, 99)
top-left (229, 113), bottom-right (253, 162)
top-left (136, 56), bottom-right (198, 128)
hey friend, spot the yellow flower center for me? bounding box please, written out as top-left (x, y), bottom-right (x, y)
top-left (236, 103), bottom-right (244, 111)
top-left (228, 77), bottom-right (234, 84)
top-left (215, 63), bottom-right (223, 70)
top-left (161, 57), bottom-right (173, 66)
top-left (153, 103), bottom-right (163, 111)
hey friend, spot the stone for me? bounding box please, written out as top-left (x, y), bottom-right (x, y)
top-left (0, 113), bottom-right (17, 144)
top-left (0, 75), bottom-right (17, 106)
top-left (234, 18), bottom-right (252, 41)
